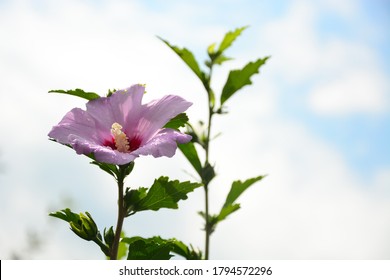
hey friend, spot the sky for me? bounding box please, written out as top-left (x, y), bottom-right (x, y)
top-left (0, 0), bottom-right (389, 259)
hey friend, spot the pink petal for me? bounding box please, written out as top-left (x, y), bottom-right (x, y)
top-left (132, 128), bottom-right (192, 158)
top-left (69, 135), bottom-right (138, 165)
top-left (48, 108), bottom-right (101, 145)
top-left (130, 95), bottom-right (192, 144)
top-left (86, 84), bottom-right (145, 134)
top-left (94, 147), bottom-right (138, 165)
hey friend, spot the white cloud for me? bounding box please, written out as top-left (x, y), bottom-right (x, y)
top-left (260, 0), bottom-right (390, 116)
top-left (308, 69), bottom-right (389, 115)
top-left (306, 38), bottom-right (390, 116)
top-left (261, 1), bottom-right (320, 83)
top-left (318, 0), bottom-right (359, 19)
top-left (210, 117), bottom-right (390, 259)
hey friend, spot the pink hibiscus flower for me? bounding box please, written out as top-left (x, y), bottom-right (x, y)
top-left (48, 84), bottom-right (192, 165)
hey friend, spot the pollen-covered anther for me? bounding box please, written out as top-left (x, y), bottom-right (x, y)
top-left (111, 122), bottom-right (130, 152)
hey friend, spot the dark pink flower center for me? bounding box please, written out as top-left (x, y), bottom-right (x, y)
top-left (128, 137), bottom-right (141, 151)
top-left (103, 137), bottom-right (117, 150)
top-left (103, 136), bottom-right (142, 153)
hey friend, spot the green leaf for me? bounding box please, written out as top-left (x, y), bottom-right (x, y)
top-left (217, 26), bottom-right (248, 54)
top-left (107, 88), bottom-right (117, 97)
top-left (224, 175), bottom-right (265, 207)
top-left (103, 226), bottom-right (115, 248)
top-left (208, 88), bottom-right (216, 108)
top-left (169, 239), bottom-right (203, 260)
top-left (49, 208), bottom-right (80, 224)
top-left (207, 27), bottom-right (247, 65)
top-left (207, 42), bottom-right (216, 56)
top-left (117, 231), bottom-right (128, 260)
top-left (164, 113), bottom-right (189, 130)
top-left (220, 57), bottom-right (269, 105)
top-left (134, 177), bottom-right (202, 212)
top-left (50, 209), bottom-right (99, 241)
top-left (122, 236), bottom-right (202, 260)
top-left (128, 240), bottom-right (172, 260)
top-left (178, 142), bottom-right (202, 176)
top-left (119, 162), bottom-right (135, 178)
top-left (121, 236), bottom-right (144, 244)
top-left (200, 162), bottom-right (216, 185)
top-left (123, 236), bottom-right (173, 260)
top-left (89, 158), bottom-right (133, 180)
top-left (50, 208), bottom-right (110, 256)
top-left (217, 175), bottom-right (265, 223)
top-left (217, 203), bottom-right (240, 222)
top-left (214, 55), bottom-right (232, 65)
top-left (198, 211), bottom-right (219, 233)
top-left (49, 88), bottom-right (101, 101)
top-left (159, 37), bottom-right (206, 83)
top-left (124, 187), bottom-right (148, 216)
top-left (90, 160), bottom-right (119, 178)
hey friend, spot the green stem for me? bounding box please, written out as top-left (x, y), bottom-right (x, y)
top-left (204, 181), bottom-right (210, 260)
top-left (93, 236), bottom-right (110, 257)
top-left (109, 166), bottom-right (127, 260)
top-left (203, 65), bottom-right (214, 260)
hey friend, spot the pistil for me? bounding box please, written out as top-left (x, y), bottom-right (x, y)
top-left (111, 123), bottom-right (130, 152)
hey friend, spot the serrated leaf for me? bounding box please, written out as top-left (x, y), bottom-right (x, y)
top-left (224, 175), bottom-right (265, 207)
top-left (127, 240), bottom-right (173, 260)
top-left (164, 113), bottom-right (189, 130)
top-left (214, 55), bottom-right (232, 65)
top-left (218, 26), bottom-right (248, 54)
top-left (220, 57), bottom-right (269, 105)
top-left (121, 236), bottom-right (144, 245)
top-left (198, 211), bottom-right (219, 232)
top-left (122, 236), bottom-right (202, 260)
top-left (215, 175), bottom-right (265, 223)
top-left (124, 187), bottom-right (148, 216)
top-left (123, 236), bottom-right (173, 260)
top-left (170, 239), bottom-right (192, 259)
top-left (135, 177), bottom-right (202, 211)
top-left (198, 211), bottom-right (206, 219)
top-left (217, 203), bottom-right (240, 222)
top-left (169, 239), bottom-right (202, 260)
top-left (159, 37), bottom-right (206, 83)
top-left (49, 88), bottom-right (101, 101)
top-left (207, 27), bottom-right (246, 66)
top-left (125, 187), bottom-right (148, 204)
top-left (178, 142), bottom-right (202, 176)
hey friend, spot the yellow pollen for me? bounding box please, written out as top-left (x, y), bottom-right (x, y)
top-left (111, 122), bottom-right (130, 152)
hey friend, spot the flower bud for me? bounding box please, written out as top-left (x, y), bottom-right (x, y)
top-left (70, 212), bottom-right (98, 241)
top-left (104, 226), bottom-right (115, 248)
